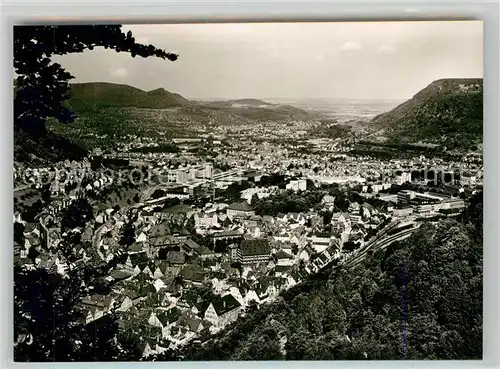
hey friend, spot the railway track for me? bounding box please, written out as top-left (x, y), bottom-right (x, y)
top-left (346, 227), bottom-right (419, 269)
top-left (314, 219), bottom-right (402, 274)
top-left (315, 219), bottom-right (420, 275)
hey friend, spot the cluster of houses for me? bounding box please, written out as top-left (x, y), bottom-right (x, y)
top-left (13, 107), bottom-right (484, 359)
top-left (17, 137), bottom-right (481, 358)
top-left (15, 169), bottom-right (395, 357)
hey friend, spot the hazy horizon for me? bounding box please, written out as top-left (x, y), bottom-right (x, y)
top-left (54, 21), bottom-right (483, 101)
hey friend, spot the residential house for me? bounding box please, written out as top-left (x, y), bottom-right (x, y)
top-left (275, 213), bottom-right (287, 223)
top-left (331, 212), bottom-right (351, 228)
top-left (136, 231), bottom-right (148, 243)
top-left (349, 202), bottom-right (361, 213)
top-left (287, 269), bottom-right (304, 287)
top-left (226, 202), bottom-right (255, 219)
top-left (194, 213), bottom-right (220, 229)
top-left (210, 277), bottom-right (230, 295)
top-left (166, 250), bottom-right (186, 265)
top-left (262, 215), bottom-right (275, 225)
top-left (180, 265), bottom-right (206, 287)
top-left (194, 246), bottom-right (215, 259)
top-left (286, 179), bottom-right (307, 192)
top-left (253, 276), bottom-right (285, 301)
top-left (109, 270), bottom-right (133, 283)
top-left (310, 234), bottom-right (332, 253)
top-left (298, 248), bottom-right (310, 262)
top-left (310, 214), bottom-right (323, 228)
top-left (232, 239), bottom-right (271, 265)
top-left (148, 310), bottom-right (168, 329)
top-left (322, 195), bottom-right (336, 208)
top-left (124, 251), bottom-right (149, 272)
top-left (360, 205), bottom-right (372, 220)
top-left (149, 222), bottom-right (171, 239)
top-left (129, 242), bottom-right (145, 254)
top-left (243, 289), bottom-right (260, 306)
top-left (23, 233), bottom-right (41, 255)
top-left (275, 249), bottom-right (294, 266)
top-left (81, 294), bottom-right (116, 322)
top-left (152, 265), bottom-right (165, 279)
top-left (225, 286), bottom-right (245, 306)
top-left (212, 231), bottom-right (243, 247)
top-left (182, 238), bottom-right (200, 254)
top-left (273, 264), bottom-right (293, 277)
top-left (204, 294), bottom-right (242, 328)
top-left (158, 308), bottom-right (183, 337)
top-left (117, 291), bottom-right (143, 312)
top-left (81, 226), bottom-right (94, 244)
top-left (177, 316), bottom-right (207, 334)
top-left (40, 225), bottom-right (61, 249)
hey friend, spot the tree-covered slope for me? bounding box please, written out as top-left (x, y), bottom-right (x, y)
top-left (67, 82), bottom-right (190, 110)
top-left (174, 193), bottom-right (483, 361)
top-left (371, 78), bottom-right (483, 149)
top-left (14, 130), bottom-right (88, 165)
top-left (42, 81), bottom-right (312, 154)
top-left (13, 25), bottom-right (178, 166)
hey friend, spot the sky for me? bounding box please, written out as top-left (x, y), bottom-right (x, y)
top-left (53, 21), bottom-right (483, 100)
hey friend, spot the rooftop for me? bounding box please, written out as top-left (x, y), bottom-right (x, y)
top-left (275, 249), bottom-right (292, 259)
top-left (227, 202), bottom-right (253, 212)
top-left (210, 294), bottom-right (241, 316)
top-left (240, 239), bottom-right (270, 257)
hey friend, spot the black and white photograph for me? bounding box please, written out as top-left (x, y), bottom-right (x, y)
top-left (13, 20), bottom-right (483, 361)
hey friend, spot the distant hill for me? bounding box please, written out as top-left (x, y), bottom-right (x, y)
top-left (224, 98), bottom-right (273, 106)
top-left (202, 98), bottom-right (309, 121)
top-left (203, 98), bottom-right (275, 108)
top-left (67, 82), bottom-right (190, 110)
top-left (371, 78), bottom-right (483, 149)
top-left (67, 83), bottom-right (309, 120)
top-left (16, 81), bottom-right (312, 164)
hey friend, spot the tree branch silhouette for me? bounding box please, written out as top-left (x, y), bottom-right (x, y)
top-left (14, 25), bottom-right (178, 137)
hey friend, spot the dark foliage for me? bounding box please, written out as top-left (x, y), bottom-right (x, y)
top-left (253, 189), bottom-right (326, 217)
top-left (14, 222), bottom-right (25, 245)
top-left (220, 181), bottom-right (253, 200)
top-left (60, 198), bottom-right (93, 231)
top-left (20, 199), bottom-right (45, 223)
top-left (151, 189), bottom-right (166, 199)
top-left (161, 198), bottom-right (182, 209)
top-left (372, 79), bottom-right (483, 150)
top-left (259, 173), bottom-right (287, 188)
top-left (120, 216), bottom-right (137, 247)
top-left (14, 264), bottom-right (126, 361)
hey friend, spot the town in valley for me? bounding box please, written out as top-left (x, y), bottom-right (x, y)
top-left (13, 22), bottom-right (484, 361)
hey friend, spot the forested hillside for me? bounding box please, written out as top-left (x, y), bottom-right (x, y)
top-left (67, 83), bottom-right (190, 110)
top-left (170, 192), bottom-right (483, 361)
top-left (371, 78), bottom-right (483, 149)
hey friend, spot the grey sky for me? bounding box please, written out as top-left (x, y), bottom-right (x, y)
top-left (53, 21), bottom-right (483, 100)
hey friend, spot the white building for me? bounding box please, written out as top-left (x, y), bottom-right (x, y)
top-left (286, 179), bottom-right (307, 192)
top-left (204, 295), bottom-right (242, 328)
top-left (395, 172), bottom-right (412, 185)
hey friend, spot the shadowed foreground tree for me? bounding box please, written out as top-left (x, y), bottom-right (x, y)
top-left (13, 25), bottom-right (178, 361)
top-left (60, 198), bottom-right (93, 231)
top-left (14, 25), bottom-right (178, 150)
top-left (14, 264), bottom-right (117, 361)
